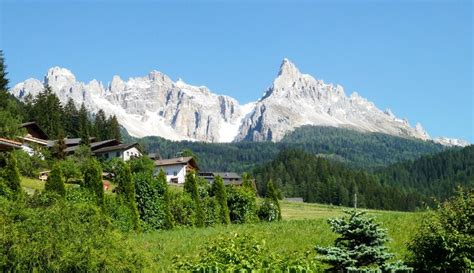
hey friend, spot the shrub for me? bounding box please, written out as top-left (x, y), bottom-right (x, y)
top-left (128, 155), bottom-right (155, 175)
top-left (133, 171), bottom-right (168, 230)
top-left (156, 169), bottom-right (174, 229)
top-left (211, 175), bottom-right (230, 225)
top-left (82, 158), bottom-right (104, 206)
top-left (103, 195), bottom-right (136, 232)
top-left (168, 191), bottom-right (196, 227)
top-left (59, 157), bottom-right (81, 183)
top-left (44, 163), bottom-right (65, 196)
top-left (202, 196), bottom-right (221, 227)
top-left (0, 196), bottom-right (147, 271)
top-left (184, 171), bottom-right (205, 227)
top-left (176, 233), bottom-right (324, 272)
top-left (258, 198), bottom-right (280, 222)
top-left (266, 179), bottom-right (282, 220)
top-left (2, 152), bottom-right (22, 197)
top-left (226, 186), bottom-right (258, 224)
top-left (408, 188), bottom-right (473, 272)
top-left (12, 149), bottom-right (46, 178)
top-left (316, 210), bottom-right (402, 272)
top-left (115, 161), bottom-right (140, 230)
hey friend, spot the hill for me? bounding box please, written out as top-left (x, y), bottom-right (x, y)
top-left (128, 126), bottom-right (446, 173)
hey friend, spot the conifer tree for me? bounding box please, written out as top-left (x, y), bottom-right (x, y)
top-left (211, 175), bottom-right (230, 225)
top-left (107, 115), bottom-right (121, 141)
top-left (3, 153), bottom-right (22, 197)
top-left (184, 171), bottom-right (204, 227)
top-left (0, 50), bottom-right (10, 106)
top-left (53, 132), bottom-right (67, 160)
top-left (157, 169), bottom-right (174, 229)
top-left (115, 161), bottom-right (140, 230)
top-left (83, 158), bottom-right (104, 206)
top-left (32, 85), bottom-right (64, 139)
top-left (78, 103), bottom-right (90, 145)
top-left (266, 179), bottom-right (281, 220)
top-left (45, 163), bottom-right (66, 196)
top-left (63, 98), bottom-right (78, 137)
top-left (242, 172), bottom-right (255, 193)
top-left (94, 109), bottom-right (108, 140)
top-left (316, 210), bottom-right (394, 271)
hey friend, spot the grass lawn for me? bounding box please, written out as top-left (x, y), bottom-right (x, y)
top-left (132, 200), bottom-right (422, 272)
top-left (20, 176), bottom-right (45, 194)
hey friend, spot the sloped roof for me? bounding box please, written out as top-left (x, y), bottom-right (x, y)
top-left (155, 156), bottom-right (199, 170)
top-left (0, 138), bottom-right (22, 151)
top-left (21, 122), bottom-right (48, 140)
top-left (93, 143), bottom-right (141, 154)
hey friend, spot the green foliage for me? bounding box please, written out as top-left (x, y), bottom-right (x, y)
top-left (115, 161), bottom-right (140, 230)
top-left (226, 186), bottom-right (258, 224)
top-left (180, 148), bottom-right (199, 163)
top-left (156, 169), bottom-right (174, 229)
top-left (408, 188), bottom-right (473, 272)
top-left (184, 171), bottom-right (205, 227)
top-left (58, 157), bottom-right (81, 183)
top-left (28, 85), bottom-right (64, 139)
top-left (254, 149), bottom-right (425, 211)
top-left (44, 163), bottom-right (66, 196)
top-left (133, 171), bottom-right (171, 230)
top-left (175, 233), bottom-right (324, 272)
top-left (71, 144), bottom-right (92, 172)
top-left (316, 210), bottom-right (398, 271)
top-left (12, 149), bottom-right (47, 178)
top-left (266, 179), bottom-right (282, 220)
top-left (0, 196), bottom-right (147, 271)
top-left (211, 175), bottom-right (230, 225)
top-left (378, 145), bottom-right (474, 203)
top-left (103, 195), bottom-right (136, 232)
top-left (1, 153), bottom-right (22, 197)
top-left (128, 155), bottom-right (155, 175)
top-left (82, 158), bottom-right (104, 206)
top-left (168, 191), bottom-right (196, 227)
top-left (258, 198), bottom-right (280, 222)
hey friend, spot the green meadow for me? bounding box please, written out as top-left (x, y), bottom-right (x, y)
top-left (132, 200), bottom-right (422, 271)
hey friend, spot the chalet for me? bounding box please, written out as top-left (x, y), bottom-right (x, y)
top-left (199, 172), bottom-right (243, 186)
top-left (63, 139), bottom-right (121, 155)
top-left (0, 138), bottom-right (22, 152)
top-left (20, 122), bottom-right (49, 154)
top-left (94, 143), bottom-right (142, 161)
top-left (154, 157), bottom-right (199, 184)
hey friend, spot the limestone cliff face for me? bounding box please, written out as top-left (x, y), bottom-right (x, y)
top-left (13, 59), bottom-right (466, 146)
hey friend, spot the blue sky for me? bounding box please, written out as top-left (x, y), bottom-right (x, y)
top-left (1, 0), bottom-right (472, 141)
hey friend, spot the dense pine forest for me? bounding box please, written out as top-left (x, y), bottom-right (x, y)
top-left (129, 125), bottom-right (445, 173)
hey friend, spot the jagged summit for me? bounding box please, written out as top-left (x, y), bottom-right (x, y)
top-left (9, 61), bottom-right (469, 146)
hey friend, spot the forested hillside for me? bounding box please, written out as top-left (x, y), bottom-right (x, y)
top-left (378, 145), bottom-right (474, 200)
top-left (130, 125), bottom-right (446, 173)
top-left (252, 146), bottom-right (473, 211)
top-left (252, 150), bottom-right (425, 211)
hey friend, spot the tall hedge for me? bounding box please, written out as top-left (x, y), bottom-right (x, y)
top-left (157, 169), bottom-right (174, 229)
top-left (211, 176), bottom-right (230, 225)
top-left (82, 158), bottom-right (104, 206)
top-left (45, 163), bottom-right (65, 196)
top-left (3, 153), bottom-right (22, 197)
top-left (266, 179), bottom-right (281, 220)
top-left (184, 171), bottom-right (204, 227)
top-left (115, 161), bottom-right (140, 230)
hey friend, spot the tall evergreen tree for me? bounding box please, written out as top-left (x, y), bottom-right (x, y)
top-left (211, 175), bottom-right (230, 225)
top-left (45, 163), bottom-right (66, 196)
top-left (0, 50), bottom-right (9, 106)
top-left (53, 132), bottom-right (67, 160)
top-left (157, 169), bottom-right (174, 229)
top-left (83, 158), bottom-right (104, 206)
top-left (184, 171), bottom-right (204, 227)
top-left (266, 179), bottom-right (281, 220)
top-left (0, 51), bottom-right (23, 138)
top-left (63, 98), bottom-right (79, 137)
top-left (94, 109), bottom-right (108, 140)
top-left (107, 115), bottom-right (121, 141)
top-left (78, 103), bottom-right (90, 145)
top-left (115, 161), bottom-right (140, 230)
top-left (32, 85), bottom-right (64, 139)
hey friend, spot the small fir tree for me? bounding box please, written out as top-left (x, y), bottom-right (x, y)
top-left (45, 163), bottom-right (66, 196)
top-left (53, 134), bottom-right (67, 160)
top-left (184, 171), bottom-right (204, 227)
top-left (211, 176), bottom-right (230, 225)
top-left (266, 179), bottom-right (281, 220)
top-left (316, 210), bottom-right (394, 271)
top-left (115, 161), bottom-right (140, 230)
top-left (83, 158), bottom-right (104, 206)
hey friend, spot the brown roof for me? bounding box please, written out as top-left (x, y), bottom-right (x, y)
top-left (93, 143), bottom-right (141, 154)
top-left (155, 156), bottom-right (199, 170)
top-left (21, 122), bottom-right (49, 140)
top-left (0, 138), bottom-right (22, 151)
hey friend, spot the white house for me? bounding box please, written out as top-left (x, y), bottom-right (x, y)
top-left (154, 157), bottom-right (199, 184)
top-left (94, 143), bottom-right (142, 161)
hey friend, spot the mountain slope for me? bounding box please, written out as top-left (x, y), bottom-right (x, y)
top-left (10, 59), bottom-right (468, 145)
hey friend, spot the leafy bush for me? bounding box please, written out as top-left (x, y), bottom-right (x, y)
top-left (175, 233), bottom-right (325, 272)
top-left (115, 161), bottom-right (140, 230)
top-left (184, 171), bottom-right (205, 227)
top-left (59, 157), bottom-right (81, 183)
top-left (211, 175), bottom-right (230, 225)
top-left (202, 196), bottom-right (221, 227)
top-left (226, 186), bottom-right (258, 224)
top-left (408, 188), bottom-right (473, 272)
top-left (1, 152), bottom-right (22, 197)
top-left (168, 191), bottom-right (196, 227)
top-left (258, 198), bottom-right (280, 222)
top-left (0, 196), bottom-right (147, 271)
top-left (103, 195), bottom-right (136, 232)
top-left (12, 149), bottom-right (47, 178)
top-left (82, 158), bottom-right (104, 206)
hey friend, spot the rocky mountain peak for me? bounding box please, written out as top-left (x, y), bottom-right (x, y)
top-left (45, 67), bottom-right (76, 89)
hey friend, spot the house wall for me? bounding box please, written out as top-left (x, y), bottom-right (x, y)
top-left (155, 164), bottom-right (187, 183)
top-left (99, 147), bottom-right (142, 162)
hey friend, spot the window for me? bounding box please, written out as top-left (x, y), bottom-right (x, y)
top-left (173, 171), bottom-right (178, 176)
top-left (116, 151), bottom-right (120, 157)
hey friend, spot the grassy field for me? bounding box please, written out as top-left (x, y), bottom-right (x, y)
top-left (132, 200), bottom-right (422, 271)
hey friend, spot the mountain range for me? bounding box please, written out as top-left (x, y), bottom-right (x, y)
top-left (10, 59), bottom-right (469, 146)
